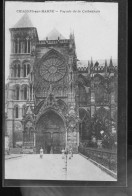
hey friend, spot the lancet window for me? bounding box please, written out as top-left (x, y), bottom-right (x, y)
top-left (21, 85), bottom-right (28, 100)
top-left (14, 105), bottom-right (19, 118)
top-left (78, 84), bottom-right (87, 106)
top-left (12, 62), bottom-right (21, 78)
top-left (14, 85), bottom-right (20, 100)
top-left (22, 62), bottom-right (30, 77)
top-left (12, 38), bottom-right (31, 54)
top-left (30, 84), bottom-right (33, 100)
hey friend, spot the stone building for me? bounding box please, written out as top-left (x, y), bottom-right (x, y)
top-left (5, 14), bottom-right (117, 153)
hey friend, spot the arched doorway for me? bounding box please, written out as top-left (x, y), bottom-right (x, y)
top-left (36, 110), bottom-right (66, 154)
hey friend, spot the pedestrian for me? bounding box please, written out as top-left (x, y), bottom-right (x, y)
top-left (69, 147), bottom-right (73, 159)
top-left (40, 147), bottom-right (43, 159)
top-left (71, 147), bottom-right (73, 157)
top-left (61, 148), bottom-right (65, 159)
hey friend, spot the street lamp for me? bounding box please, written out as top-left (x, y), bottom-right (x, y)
top-left (63, 117), bottom-right (76, 176)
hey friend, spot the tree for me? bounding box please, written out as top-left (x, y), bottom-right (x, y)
top-left (90, 112), bottom-right (116, 150)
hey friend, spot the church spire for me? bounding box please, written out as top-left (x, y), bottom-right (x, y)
top-left (109, 56), bottom-right (113, 67)
top-left (13, 13), bottom-right (34, 28)
top-left (90, 57), bottom-right (93, 69)
top-left (104, 59), bottom-right (108, 76)
top-left (88, 60), bottom-right (91, 75)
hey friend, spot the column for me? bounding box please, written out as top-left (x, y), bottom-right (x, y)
top-left (22, 64), bottom-right (24, 77)
top-left (21, 40), bottom-right (24, 53)
top-left (30, 40), bottom-right (31, 53)
top-left (11, 40), bottom-right (13, 53)
top-left (26, 64), bottom-right (27, 77)
top-left (17, 38), bottom-right (19, 54)
top-left (19, 39), bottom-right (22, 53)
top-left (11, 39), bottom-right (13, 53)
top-left (66, 128), bottom-right (68, 148)
top-left (19, 40), bottom-right (21, 53)
top-left (18, 38), bottom-right (20, 53)
top-left (20, 63), bottom-right (22, 78)
top-left (16, 64), bottom-right (18, 77)
top-left (19, 86), bottom-right (20, 100)
top-left (20, 107), bottom-right (23, 119)
top-left (10, 67), bottom-right (13, 78)
top-left (32, 85), bottom-right (33, 100)
top-left (77, 131), bottom-right (79, 147)
top-left (13, 40), bottom-right (15, 53)
top-left (26, 86), bottom-right (28, 100)
top-left (34, 133), bottom-right (36, 147)
top-left (29, 86), bottom-right (30, 101)
top-left (30, 84), bottom-right (32, 100)
top-left (26, 38), bottom-right (28, 53)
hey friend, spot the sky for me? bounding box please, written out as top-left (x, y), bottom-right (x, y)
top-left (5, 1), bottom-right (118, 82)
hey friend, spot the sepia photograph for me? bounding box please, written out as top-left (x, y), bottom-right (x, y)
top-left (4, 1), bottom-right (122, 185)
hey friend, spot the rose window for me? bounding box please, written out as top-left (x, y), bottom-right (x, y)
top-left (40, 56), bottom-right (66, 82)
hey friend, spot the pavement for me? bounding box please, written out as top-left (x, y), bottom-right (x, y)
top-left (5, 154), bottom-right (116, 181)
top-left (5, 154), bottom-right (23, 160)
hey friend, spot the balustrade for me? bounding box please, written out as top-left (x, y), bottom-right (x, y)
top-left (78, 145), bottom-right (117, 173)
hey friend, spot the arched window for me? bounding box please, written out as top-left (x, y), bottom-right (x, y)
top-left (22, 105), bottom-right (27, 117)
top-left (23, 64), bottom-right (26, 77)
top-left (22, 62), bottom-right (30, 77)
top-left (24, 40), bottom-right (27, 53)
top-left (13, 62), bottom-right (21, 77)
top-left (23, 86), bottom-right (28, 100)
top-left (27, 64), bottom-right (30, 75)
top-left (14, 105), bottom-right (19, 118)
top-left (15, 86), bottom-right (20, 100)
top-left (29, 127), bottom-right (34, 142)
top-left (14, 64), bottom-right (17, 77)
top-left (17, 39), bottom-right (19, 54)
top-left (15, 40), bottom-right (17, 53)
top-left (24, 128), bottom-right (28, 142)
top-left (18, 64), bottom-right (20, 77)
top-left (95, 85), bottom-right (104, 104)
top-left (30, 84), bottom-right (33, 100)
top-left (78, 85), bottom-right (87, 106)
top-left (28, 39), bottom-right (31, 53)
top-left (19, 40), bottom-right (21, 53)
top-left (79, 108), bottom-right (90, 140)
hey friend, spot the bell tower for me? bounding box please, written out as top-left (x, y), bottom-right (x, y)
top-left (7, 14), bottom-right (38, 148)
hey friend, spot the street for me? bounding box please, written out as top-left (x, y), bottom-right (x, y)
top-left (5, 154), bottom-right (116, 181)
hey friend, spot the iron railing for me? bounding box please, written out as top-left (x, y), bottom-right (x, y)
top-left (78, 145), bottom-right (117, 173)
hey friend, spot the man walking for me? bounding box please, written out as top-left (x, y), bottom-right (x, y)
top-left (40, 147), bottom-right (43, 159)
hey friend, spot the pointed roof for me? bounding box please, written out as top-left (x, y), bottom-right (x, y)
top-left (13, 14), bottom-right (34, 28)
top-left (44, 28), bottom-right (66, 40)
top-left (91, 57), bottom-right (93, 67)
top-left (26, 105), bottom-right (33, 115)
top-left (105, 59), bottom-right (107, 67)
top-left (109, 57), bottom-right (114, 67)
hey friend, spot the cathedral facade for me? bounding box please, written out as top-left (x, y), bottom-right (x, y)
top-left (5, 14), bottom-right (117, 153)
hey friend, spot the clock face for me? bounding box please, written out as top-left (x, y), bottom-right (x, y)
top-left (40, 56), bottom-right (66, 82)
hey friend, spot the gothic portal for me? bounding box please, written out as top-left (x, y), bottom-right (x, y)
top-left (5, 14), bottom-right (117, 153)
top-left (36, 110), bottom-right (66, 153)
